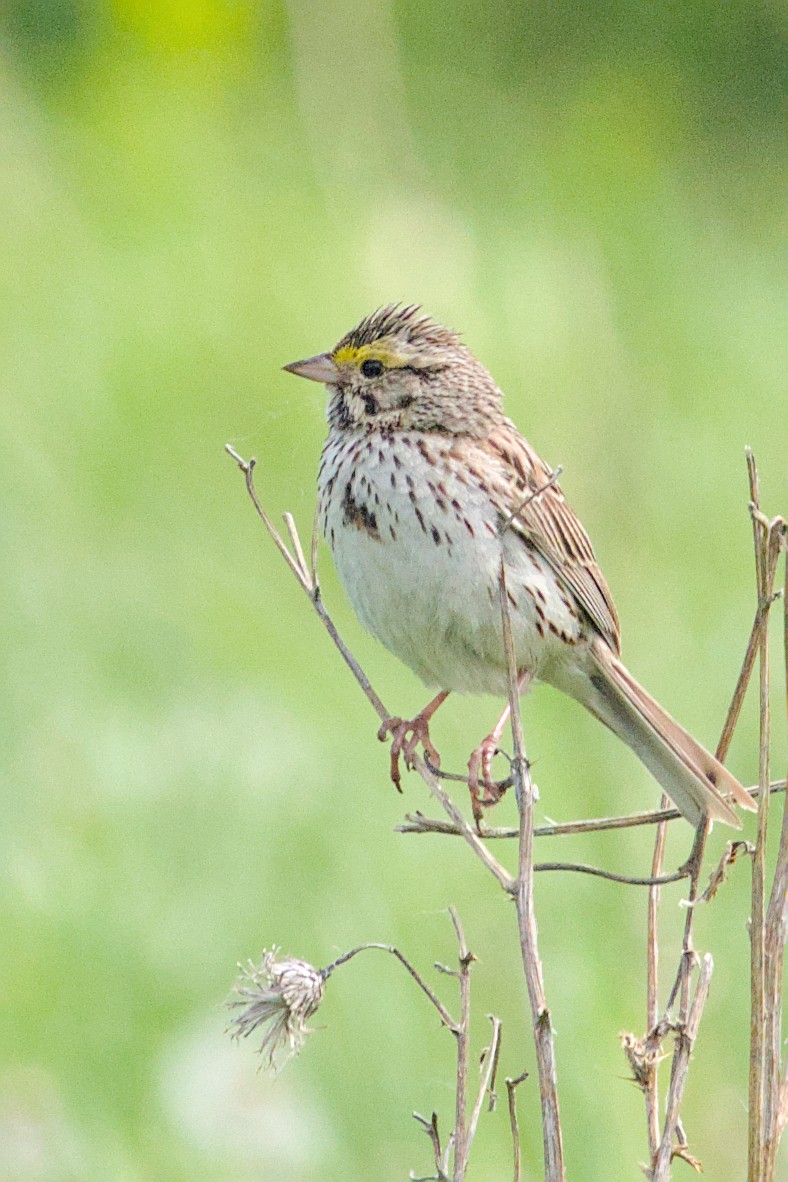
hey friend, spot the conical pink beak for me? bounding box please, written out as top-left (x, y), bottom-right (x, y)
top-left (282, 353), bottom-right (339, 384)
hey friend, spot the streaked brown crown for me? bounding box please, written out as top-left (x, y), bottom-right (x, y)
top-left (333, 304), bottom-right (462, 354)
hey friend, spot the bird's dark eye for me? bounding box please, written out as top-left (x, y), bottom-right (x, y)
top-left (360, 358), bottom-right (384, 379)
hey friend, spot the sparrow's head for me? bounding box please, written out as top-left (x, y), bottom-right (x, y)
top-left (283, 304), bottom-right (504, 435)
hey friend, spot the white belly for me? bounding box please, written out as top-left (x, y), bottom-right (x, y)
top-left (318, 432), bottom-right (581, 695)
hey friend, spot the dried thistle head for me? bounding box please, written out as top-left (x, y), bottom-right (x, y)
top-left (227, 949), bottom-right (325, 1071)
top-left (620, 1031), bottom-right (660, 1092)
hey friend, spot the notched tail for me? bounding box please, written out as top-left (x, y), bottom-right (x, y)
top-left (586, 641), bottom-right (755, 828)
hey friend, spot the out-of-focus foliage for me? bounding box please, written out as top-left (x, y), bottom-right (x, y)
top-left (0, 2), bottom-right (784, 1178)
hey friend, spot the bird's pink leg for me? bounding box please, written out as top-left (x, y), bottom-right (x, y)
top-left (378, 690), bottom-right (450, 791)
top-left (468, 672), bottom-right (533, 812)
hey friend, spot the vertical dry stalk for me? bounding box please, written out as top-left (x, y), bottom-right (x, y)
top-left (506, 1073), bottom-right (528, 1182)
top-left (499, 559), bottom-right (565, 1182)
top-left (761, 543), bottom-right (788, 1176)
top-left (748, 452), bottom-right (769, 1178)
top-left (654, 812), bottom-right (710, 1173)
top-left (652, 955), bottom-right (714, 1178)
top-left (639, 451), bottom-right (784, 1181)
top-left (465, 1016), bottom-right (503, 1155)
top-left (746, 452), bottom-right (786, 1181)
top-left (645, 805), bottom-right (669, 1161)
top-left (450, 906), bottom-right (472, 1181)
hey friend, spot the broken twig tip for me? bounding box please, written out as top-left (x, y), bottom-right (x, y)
top-left (225, 443), bottom-right (253, 473)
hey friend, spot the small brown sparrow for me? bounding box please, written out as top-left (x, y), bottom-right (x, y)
top-left (285, 305), bottom-right (754, 827)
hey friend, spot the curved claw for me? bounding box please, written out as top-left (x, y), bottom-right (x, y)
top-left (468, 736), bottom-right (509, 819)
top-left (466, 676), bottom-right (534, 821)
top-left (377, 717), bottom-right (399, 744)
top-left (378, 712), bottom-right (443, 792)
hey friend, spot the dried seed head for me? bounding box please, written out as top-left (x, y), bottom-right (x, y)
top-left (227, 948), bottom-right (325, 1070)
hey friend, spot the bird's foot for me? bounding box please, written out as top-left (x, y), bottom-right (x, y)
top-left (378, 712), bottom-right (442, 792)
top-left (468, 736), bottom-right (510, 827)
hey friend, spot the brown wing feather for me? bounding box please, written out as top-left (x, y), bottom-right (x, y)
top-left (483, 423), bottom-right (622, 653)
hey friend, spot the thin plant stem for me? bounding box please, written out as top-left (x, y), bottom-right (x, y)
top-left (450, 907), bottom-right (472, 1181)
top-left (506, 1073), bottom-right (528, 1182)
top-left (465, 1017), bottom-right (503, 1153)
top-left (397, 781), bottom-right (784, 841)
top-left (499, 557), bottom-right (565, 1181)
top-left (646, 801), bottom-right (669, 1163)
top-left (744, 449), bottom-right (787, 1180)
top-left (747, 453), bottom-right (770, 1180)
top-left (652, 955), bottom-right (714, 1181)
top-left (322, 942), bottom-right (457, 1033)
top-left (410, 754), bottom-right (515, 891)
top-left (761, 530), bottom-right (788, 1173)
top-left (653, 456), bottom-right (784, 1177)
top-left (531, 861), bottom-right (686, 886)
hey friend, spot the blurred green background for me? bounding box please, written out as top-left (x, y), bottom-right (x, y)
top-left (1, 1), bottom-right (785, 1178)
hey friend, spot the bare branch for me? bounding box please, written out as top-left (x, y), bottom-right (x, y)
top-left (662, 822), bottom-right (708, 1017)
top-left (282, 511), bottom-right (310, 583)
top-left (412, 1111), bottom-right (449, 1182)
top-left (506, 1073), bottom-right (528, 1182)
top-left (225, 448), bottom-right (313, 590)
top-left (410, 756), bottom-right (515, 892)
top-left (670, 1145), bottom-right (703, 1173)
top-left (499, 558), bottom-right (565, 1180)
top-left (533, 861), bottom-right (687, 887)
top-left (745, 450), bottom-right (785, 1179)
top-left (322, 943), bottom-right (457, 1033)
top-left (650, 464), bottom-right (785, 1178)
top-left (396, 781), bottom-right (784, 840)
top-left (321, 920), bottom-right (493, 1182)
top-left (310, 501), bottom-right (321, 588)
top-left (645, 798), bottom-right (669, 1163)
top-left (450, 907), bottom-right (473, 1182)
top-left (715, 577), bottom-right (781, 767)
top-left (651, 954), bottom-right (714, 1180)
top-left (663, 544), bottom-right (778, 1025)
top-left (311, 592), bottom-right (392, 723)
top-left (466, 1017), bottom-right (503, 1152)
top-left (632, 452), bottom-right (786, 1176)
top-left (761, 520), bottom-right (788, 1178)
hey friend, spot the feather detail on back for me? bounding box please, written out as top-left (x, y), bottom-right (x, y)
top-left (483, 424), bottom-right (621, 653)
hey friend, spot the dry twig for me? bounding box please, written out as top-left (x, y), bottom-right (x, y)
top-left (644, 797), bottom-right (670, 1163)
top-left (498, 557), bottom-right (565, 1180)
top-left (449, 906), bottom-right (473, 1180)
top-left (466, 1017), bottom-right (503, 1152)
top-left (396, 780), bottom-right (784, 841)
top-left (745, 452), bottom-right (787, 1180)
top-left (630, 451), bottom-right (786, 1180)
top-left (652, 954), bottom-right (714, 1179)
top-left (760, 527), bottom-right (788, 1176)
top-left (506, 1072), bottom-right (529, 1182)
top-left (319, 913), bottom-right (499, 1182)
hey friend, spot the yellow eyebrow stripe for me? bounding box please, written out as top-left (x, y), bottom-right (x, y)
top-left (332, 343), bottom-right (407, 367)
